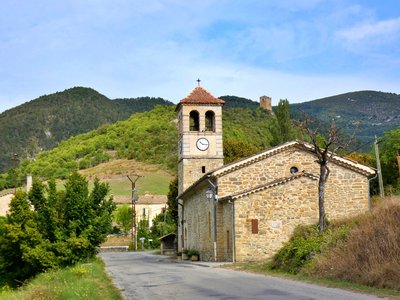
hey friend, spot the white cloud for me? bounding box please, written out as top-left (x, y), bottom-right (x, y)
top-left (337, 17), bottom-right (400, 42)
top-left (0, 0), bottom-right (399, 113)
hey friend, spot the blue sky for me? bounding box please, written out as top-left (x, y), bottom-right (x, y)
top-left (1, 0), bottom-right (399, 112)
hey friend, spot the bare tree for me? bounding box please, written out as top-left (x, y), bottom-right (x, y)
top-left (297, 114), bottom-right (358, 232)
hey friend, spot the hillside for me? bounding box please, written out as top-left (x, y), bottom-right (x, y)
top-left (219, 95), bottom-right (259, 109)
top-left (9, 105), bottom-right (278, 184)
top-left (2, 87), bottom-right (399, 175)
top-left (0, 87), bottom-right (173, 172)
top-left (291, 91), bottom-right (400, 147)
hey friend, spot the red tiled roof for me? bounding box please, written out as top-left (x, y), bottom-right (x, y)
top-left (179, 86), bottom-right (225, 105)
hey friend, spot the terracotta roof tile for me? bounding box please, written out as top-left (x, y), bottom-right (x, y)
top-left (180, 86), bottom-right (225, 105)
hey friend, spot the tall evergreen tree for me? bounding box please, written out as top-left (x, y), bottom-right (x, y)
top-left (167, 177), bottom-right (178, 226)
top-left (271, 99), bottom-right (297, 146)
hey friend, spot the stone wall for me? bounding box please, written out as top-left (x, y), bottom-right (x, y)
top-left (217, 147), bottom-right (370, 261)
top-left (218, 148), bottom-right (369, 218)
top-left (178, 180), bottom-right (234, 261)
top-left (259, 96), bottom-right (272, 112)
top-left (179, 146), bottom-right (371, 262)
top-left (178, 157), bottom-right (223, 194)
top-left (178, 183), bottom-right (215, 261)
top-left (234, 176), bottom-right (318, 261)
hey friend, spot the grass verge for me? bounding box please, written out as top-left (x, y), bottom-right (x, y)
top-left (0, 257), bottom-right (123, 300)
top-left (224, 262), bottom-right (400, 299)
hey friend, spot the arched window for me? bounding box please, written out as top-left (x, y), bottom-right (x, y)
top-left (189, 110), bottom-right (200, 131)
top-left (205, 110), bottom-right (215, 132)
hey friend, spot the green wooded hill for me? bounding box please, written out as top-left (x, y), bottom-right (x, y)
top-left (219, 95), bottom-right (259, 109)
top-left (12, 105), bottom-right (278, 181)
top-left (290, 90), bottom-right (400, 147)
top-left (2, 87), bottom-right (400, 176)
top-left (0, 87), bottom-right (173, 172)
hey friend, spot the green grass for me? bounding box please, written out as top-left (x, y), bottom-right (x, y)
top-left (0, 258), bottom-right (122, 300)
top-left (53, 159), bottom-right (174, 197)
top-left (56, 173), bottom-right (171, 196)
top-left (224, 262), bottom-right (400, 299)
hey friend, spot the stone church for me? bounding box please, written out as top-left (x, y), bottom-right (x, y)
top-left (176, 85), bottom-right (375, 262)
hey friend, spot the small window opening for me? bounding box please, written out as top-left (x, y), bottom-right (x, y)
top-left (251, 219), bottom-right (258, 234)
top-left (190, 110), bottom-right (200, 131)
top-left (290, 166), bottom-right (299, 174)
top-left (205, 111), bottom-right (215, 132)
top-left (202, 166), bottom-right (206, 173)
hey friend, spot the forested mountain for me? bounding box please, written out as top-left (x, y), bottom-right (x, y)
top-left (0, 87), bottom-right (173, 172)
top-left (219, 95), bottom-right (259, 109)
top-left (4, 105), bottom-right (280, 185)
top-left (290, 91), bottom-right (400, 147)
top-left (1, 87), bottom-right (399, 175)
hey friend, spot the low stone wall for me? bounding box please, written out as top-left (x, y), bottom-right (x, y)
top-left (100, 246), bottom-right (129, 252)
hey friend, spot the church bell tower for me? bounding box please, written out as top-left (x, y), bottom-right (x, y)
top-left (176, 85), bottom-right (225, 194)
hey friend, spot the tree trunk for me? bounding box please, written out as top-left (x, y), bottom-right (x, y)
top-left (318, 164), bottom-right (329, 232)
top-left (397, 155), bottom-right (400, 174)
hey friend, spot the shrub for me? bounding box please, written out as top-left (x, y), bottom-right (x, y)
top-left (187, 249), bottom-right (199, 256)
top-left (0, 173), bottom-right (116, 287)
top-left (269, 222), bottom-right (352, 274)
top-left (306, 197), bottom-right (400, 290)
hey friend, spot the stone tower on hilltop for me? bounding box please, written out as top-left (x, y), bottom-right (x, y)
top-left (260, 95), bottom-right (272, 112)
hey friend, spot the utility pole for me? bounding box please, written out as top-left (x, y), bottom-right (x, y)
top-left (127, 174), bottom-right (143, 251)
top-left (374, 136), bottom-right (384, 197)
top-left (163, 205), bottom-right (167, 236)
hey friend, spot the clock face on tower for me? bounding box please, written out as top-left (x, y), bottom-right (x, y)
top-left (196, 138), bottom-right (209, 151)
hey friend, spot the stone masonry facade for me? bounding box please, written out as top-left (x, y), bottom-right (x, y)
top-left (217, 146), bottom-right (370, 219)
top-left (178, 181), bottom-right (233, 262)
top-left (178, 143), bottom-right (373, 262)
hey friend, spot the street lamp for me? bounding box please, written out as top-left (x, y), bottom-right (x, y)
top-left (205, 184), bottom-right (217, 262)
top-left (205, 188), bottom-right (213, 200)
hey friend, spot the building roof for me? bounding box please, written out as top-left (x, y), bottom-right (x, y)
top-left (177, 140), bottom-right (376, 200)
top-left (219, 172), bottom-right (318, 201)
top-left (176, 86), bottom-right (224, 111)
top-left (212, 140), bottom-right (376, 178)
top-left (159, 232), bottom-right (176, 241)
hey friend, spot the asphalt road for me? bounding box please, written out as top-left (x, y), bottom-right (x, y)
top-left (100, 252), bottom-right (385, 300)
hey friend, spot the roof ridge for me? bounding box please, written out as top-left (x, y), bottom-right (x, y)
top-left (212, 140), bottom-right (375, 177)
top-left (220, 171), bottom-right (319, 200)
top-left (178, 86), bottom-right (225, 105)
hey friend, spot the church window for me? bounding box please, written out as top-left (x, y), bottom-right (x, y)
top-left (189, 110), bottom-right (200, 131)
top-left (202, 166), bottom-right (206, 173)
top-left (251, 219), bottom-right (258, 234)
top-left (205, 110), bottom-right (215, 132)
top-left (290, 166), bottom-right (299, 174)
